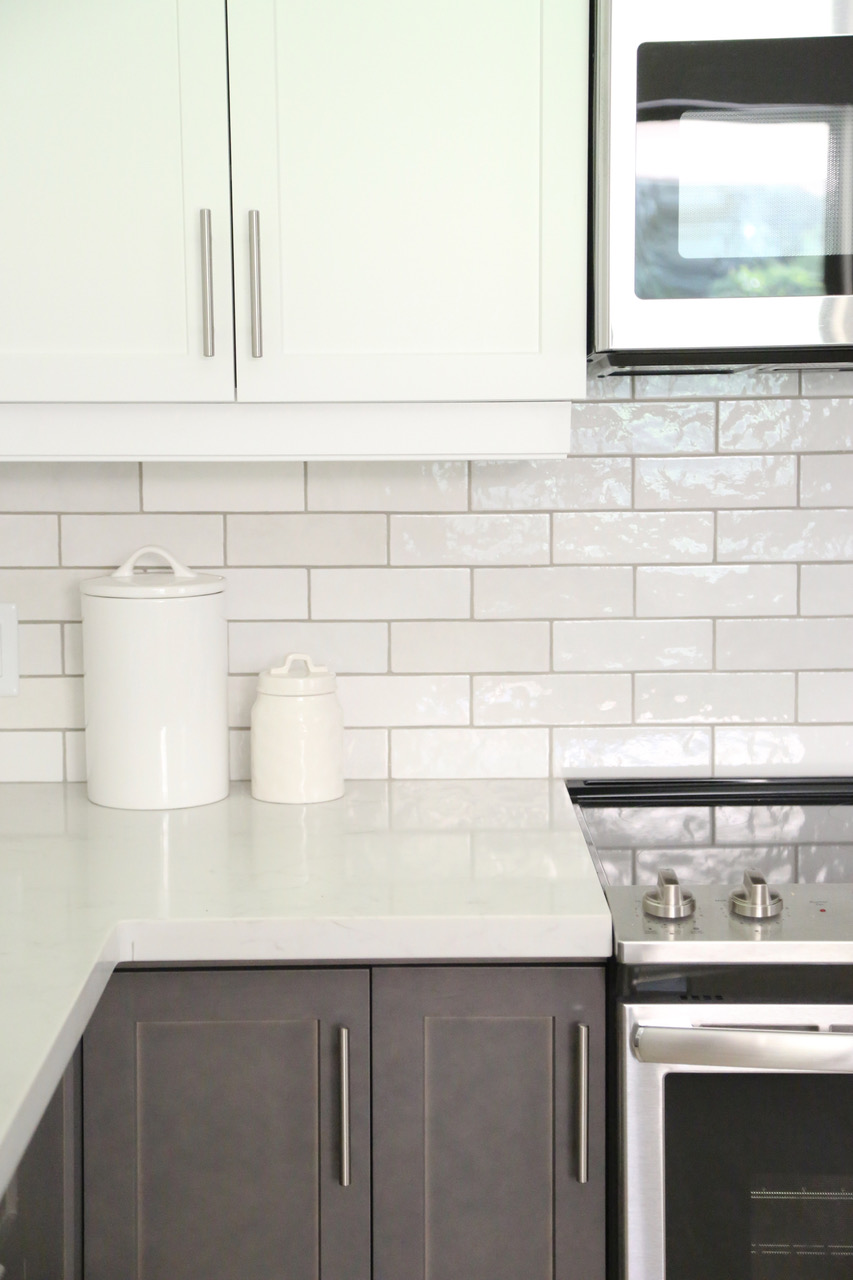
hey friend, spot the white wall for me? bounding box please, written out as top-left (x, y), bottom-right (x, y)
top-left (2, 366), bottom-right (853, 781)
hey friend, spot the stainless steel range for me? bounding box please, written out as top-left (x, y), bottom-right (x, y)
top-left (569, 776), bottom-right (853, 1280)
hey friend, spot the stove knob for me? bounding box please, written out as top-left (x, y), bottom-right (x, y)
top-left (728, 870), bottom-right (783, 920)
top-left (643, 868), bottom-right (695, 920)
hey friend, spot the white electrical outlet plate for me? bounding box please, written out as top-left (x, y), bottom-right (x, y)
top-left (0, 604), bottom-right (19, 696)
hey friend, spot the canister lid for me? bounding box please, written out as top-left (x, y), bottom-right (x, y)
top-left (258, 653), bottom-right (337, 695)
top-left (79, 546), bottom-right (225, 599)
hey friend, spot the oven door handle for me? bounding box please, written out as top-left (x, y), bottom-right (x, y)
top-left (633, 1024), bottom-right (853, 1072)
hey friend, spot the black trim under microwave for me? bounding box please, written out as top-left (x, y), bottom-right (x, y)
top-left (590, 345), bottom-right (853, 375)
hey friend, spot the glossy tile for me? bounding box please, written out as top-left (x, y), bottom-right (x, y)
top-left (635, 455), bottom-right (796, 509)
top-left (64, 730), bottom-right (86, 783)
top-left (311, 568), bottom-right (470, 619)
top-left (716, 618), bottom-right (853, 670)
top-left (636, 565), bottom-right (797, 617)
top-left (227, 514), bottom-right (387, 566)
top-left (553, 511), bottom-right (713, 563)
top-left (391, 728), bottom-right (549, 779)
top-left (800, 565), bottom-right (853, 615)
top-left (390, 514), bottom-right (549, 565)
top-left (391, 621), bottom-right (550, 673)
top-left (0, 731), bottom-right (64, 781)
top-left (719, 398), bottom-right (853, 452)
top-left (715, 726), bottom-right (853, 774)
top-left (554, 727), bottom-right (712, 776)
top-left (0, 516), bottom-right (58, 566)
top-left (470, 459), bottom-right (631, 510)
top-left (800, 455), bottom-right (853, 506)
top-left (143, 462), bottom-right (305, 512)
top-left (61, 514), bottom-right (224, 567)
top-left (636, 673), bottom-right (795, 723)
top-left (307, 461), bottom-right (468, 511)
top-left (216, 569), bottom-right (308, 620)
top-left (570, 402), bottom-right (715, 454)
top-left (228, 621), bottom-right (388, 675)
top-left (474, 567), bottom-right (632, 618)
top-left (0, 462), bottom-right (139, 512)
top-left (553, 620), bottom-right (712, 671)
top-left (799, 672), bottom-right (853, 723)
top-left (0, 678), bottom-right (83, 730)
top-left (800, 371), bottom-right (853, 396)
top-left (635, 370), bottom-right (798, 400)
top-left (0, 569), bottom-right (97, 622)
top-left (18, 625), bottom-right (63, 677)
top-left (335, 676), bottom-right (470, 727)
top-left (718, 510), bottom-right (853, 561)
top-left (473, 674), bottom-right (631, 725)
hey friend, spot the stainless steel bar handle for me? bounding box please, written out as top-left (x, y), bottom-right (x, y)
top-left (200, 209), bottom-right (214, 357)
top-left (340, 1026), bottom-right (351, 1187)
top-left (577, 1023), bottom-right (589, 1184)
top-left (249, 210), bottom-right (263, 358)
top-left (634, 1024), bottom-right (853, 1072)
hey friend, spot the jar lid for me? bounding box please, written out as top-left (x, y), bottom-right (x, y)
top-left (257, 653), bottom-right (337, 695)
top-left (79, 546), bottom-right (225, 599)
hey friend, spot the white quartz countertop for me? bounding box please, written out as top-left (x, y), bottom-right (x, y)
top-left (0, 778), bottom-right (610, 1196)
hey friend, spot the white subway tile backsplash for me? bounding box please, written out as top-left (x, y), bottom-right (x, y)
top-left (800, 455), bottom-right (853, 506)
top-left (584, 374), bottom-right (633, 400)
top-left (570, 402), bottom-right (715, 454)
top-left (554, 727), bottom-right (712, 776)
top-left (63, 624), bottom-right (82, 676)
top-left (714, 726), bottom-right (853, 775)
top-left (391, 728), bottom-right (549, 779)
top-left (553, 621), bottom-right (712, 671)
top-left (307, 462), bottom-right (468, 512)
top-left (311, 569), bottom-right (470, 620)
top-left (716, 619), bottom-right (853, 670)
top-left (0, 462), bottom-right (139, 512)
top-left (553, 512), bottom-right (714, 564)
top-left (635, 456), bottom-right (797, 509)
top-left (800, 565), bottom-right (853, 615)
top-left (0, 732), bottom-right (64, 782)
top-left (0, 516), bottom-right (58, 566)
top-left (0, 569), bottom-right (97, 621)
top-left (390, 514), bottom-right (549, 565)
top-left (470, 459), bottom-right (631, 511)
top-left (229, 621), bottom-right (388, 675)
top-left (718, 510), bottom-right (853, 561)
top-left (336, 675), bottom-right (470, 726)
top-left (392, 621), bottom-right (550, 673)
top-left (635, 370), bottom-right (798, 400)
top-left (143, 462), bottom-right (304, 512)
top-left (636, 673), bottom-right (795, 724)
top-left (473, 674), bottom-right (631, 726)
top-left (227, 514), bottom-right (387, 566)
top-left (61, 515), bottom-right (224, 567)
top-left (719, 399), bottom-right (853, 452)
top-left (18, 625), bottom-right (62, 676)
top-left (217, 569), bottom-right (308, 620)
top-left (343, 729), bottom-right (390, 779)
top-left (474, 567), bottom-right (633, 619)
top-left (799, 673), bottom-right (853, 723)
top-left (800, 371), bottom-right (853, 397)
top-left (64, 730), bottom-right (86, 783)
top-left (636, 566), bottom-right (797, 618)
top-left (0, 677), bottom-right (84, 730)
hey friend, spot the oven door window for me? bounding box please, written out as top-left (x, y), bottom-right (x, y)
top-left (665, 1073), bottom-right (853, 1278)
top-left (635, 35), bottom-right (853, 300)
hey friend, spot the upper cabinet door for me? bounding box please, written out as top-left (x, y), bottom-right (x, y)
top-left (0, 0), bottom-right (234, 401)
top-left (227, 0), bottom-right (588, 402)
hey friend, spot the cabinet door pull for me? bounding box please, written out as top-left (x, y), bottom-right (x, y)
top-left (249, 210), bottom-right (263, 358)
top-left (576, 1023), bottom-right (589, 1184)
top-left (199, 209), bottom-right (214, 357)
top-left (340, 1026), bottom-right (351, 1187)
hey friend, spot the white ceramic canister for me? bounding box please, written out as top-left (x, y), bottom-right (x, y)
top-left (251, 654), bottom-right (344, 804)
top-left (80, 546), bottom-right (229, 810)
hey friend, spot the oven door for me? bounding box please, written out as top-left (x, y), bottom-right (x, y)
top-left (597, 0), bottom-right (853, 361)
top-left (622, 1001), bottom-right (853, 1279)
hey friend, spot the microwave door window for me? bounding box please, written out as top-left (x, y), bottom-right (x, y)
top-left (634, 35), bottom-right (853, 301)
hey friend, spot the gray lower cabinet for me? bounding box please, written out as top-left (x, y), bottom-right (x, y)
top-left (82, 968), bottom-right (370, 1280)
top-left (372, 965), bottom-right (605, 1280)
top-left (83, 964), bottom-right (604, 1280)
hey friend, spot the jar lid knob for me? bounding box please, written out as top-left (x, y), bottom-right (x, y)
top-left (270, 653), bottom-right (329, 676)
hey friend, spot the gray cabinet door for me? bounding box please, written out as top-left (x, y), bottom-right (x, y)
top-left (372, 965), bottom-right (605, 1280)
top-left (83, 968), bottom-right (370, 1280)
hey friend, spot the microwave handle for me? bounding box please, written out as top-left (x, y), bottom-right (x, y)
top-left (633, 1024), bottom-right (853, 1072)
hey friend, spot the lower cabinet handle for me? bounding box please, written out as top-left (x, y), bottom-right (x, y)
top-left (576, 1023), bottom-right (589, 1185)
top-left (249, 209), bottom-right (263, 358)
top-left (340, 1026), bottom-right (351, 1187)
top-left (199, 209), bottom-right (214, 357)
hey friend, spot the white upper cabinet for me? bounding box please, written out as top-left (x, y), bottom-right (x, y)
top-left (227, 0), bottom-right (588, 402)
top-left (0, 0), bottom-right (234, 401)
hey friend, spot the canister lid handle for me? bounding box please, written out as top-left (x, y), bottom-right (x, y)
top-left (112, 546), bottom-right (197, 580)
top-left (270, 653), bottom-right (329, 676)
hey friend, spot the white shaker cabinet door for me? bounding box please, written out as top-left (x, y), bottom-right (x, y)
top-left (0, 0), bottom-right (234, 401)
top-left (227, 0), bottom-right (588, 403)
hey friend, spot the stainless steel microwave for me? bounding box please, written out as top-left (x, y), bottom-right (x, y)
top-left (593, 0), bottom-right (853, 375)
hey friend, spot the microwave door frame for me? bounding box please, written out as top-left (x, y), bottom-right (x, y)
top-left (597, 0), bottom-right (853, 358)
top-left (620, 999), bottom-right (853, 1280)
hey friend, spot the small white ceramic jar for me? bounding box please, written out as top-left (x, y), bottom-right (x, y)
top-left (250, 653), bottom-right (344, 804)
